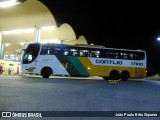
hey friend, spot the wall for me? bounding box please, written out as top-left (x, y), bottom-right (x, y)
top-left (0, 59), bottom-right (20, 74)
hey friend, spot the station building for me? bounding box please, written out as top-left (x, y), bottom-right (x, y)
top-left (0, 0), bottom-right (88, 74)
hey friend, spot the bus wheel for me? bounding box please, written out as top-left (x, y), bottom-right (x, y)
top-left (41, 67), bottom-right (52, 78)
top-left (120, 70), bottom-right (130, 81)
top-left (103, 77), bottom-right (109, 80)
top-left (109, 70), bottom-right (120, 80)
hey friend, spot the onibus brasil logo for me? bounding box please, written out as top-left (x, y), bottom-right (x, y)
top-left (1, 112), bottom-right (42, 118)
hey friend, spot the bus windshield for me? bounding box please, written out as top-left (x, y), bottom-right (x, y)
top-left (22, 43), bottom-right (40, 64)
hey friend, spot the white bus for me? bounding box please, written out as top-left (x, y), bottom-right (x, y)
top-left (20, 43), bottom-right (147, 80)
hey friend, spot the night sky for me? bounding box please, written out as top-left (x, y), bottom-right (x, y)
top-left (40, 0), bottom-right (160, 76)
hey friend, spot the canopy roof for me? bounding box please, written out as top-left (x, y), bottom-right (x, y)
top-left (0, 0), bottom-right (57, 31)
top-left (0, 0), bottom-right (87, 59)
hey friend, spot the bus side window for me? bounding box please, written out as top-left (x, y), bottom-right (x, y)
top-left (134, 52), bottom-right (144, 60)
top-left (47, 48), bottom-right (50, 55)
top-left (123, 53), bottom-right (128, 59)
top-left (113, 52), bottom-right (119, 59)
top-left (105, 51), bottom-right (110, 58)
top-left (78, 49), bottom-right (90, 57)
top-left (40, 46), bottom-right (52, 55)
top-left (54, 47), bottom-right (62, 55)
top-left (90, 52), bottom-right (96, 57)
top-left (49, 48), bottom-right (55, 55)
top-left (129, 53), bottom-right (134, 60)
top-left (79, 50), bottom-right (86, 57)
top-left (137, 52), bottom-right (145, 60)
top-left (90, 50), bottom-right (100, 58)
top-left (70, 48), bottom-right (78, 56)
top-left (120, 52), bottom-right (128, 59)
top-left (40, 46), bottom-right (48, 54)
top-left (63, 48), bottom-right (70, 55)
top-left (108, 52), bottom-right (114, 58)
top-left (100, 50), bottom-right (106, 58)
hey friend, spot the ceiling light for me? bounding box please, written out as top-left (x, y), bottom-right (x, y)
top-left (41, 26), bottom-right (56, 31)
top-left (0, 0), bottom-right (20, 8)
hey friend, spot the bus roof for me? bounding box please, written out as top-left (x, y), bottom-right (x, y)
top-left (71, 44), bottom-right (145, 52)
top-left (28, 42), bottom-right (146, 52)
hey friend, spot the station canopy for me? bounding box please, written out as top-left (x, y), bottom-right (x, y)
top-left (0, 0), bottom-right (87, 61)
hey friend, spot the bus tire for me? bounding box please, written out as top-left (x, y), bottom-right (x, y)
top-left (109, 70), bottom-right (120, 80)
top-left (41, 67), bottom-right (52, 78)
top-left (120, 70), bottom-right (130, 81)
top-left (103, 77), bottom-right (109, 80)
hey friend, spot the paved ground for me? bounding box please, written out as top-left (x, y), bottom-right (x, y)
top-left (0, 75), bottom-right (160, 120)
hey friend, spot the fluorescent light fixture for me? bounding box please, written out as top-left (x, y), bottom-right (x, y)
top-left (18, 42), bottom-right (26, 46)
top-left (2, 26), bottom-right (56, 35)
top-left (40, 39), bottom-right (60, 44)
top-left (2, 28), bottom-right (34, 34)
top-left (40, 41), bottom-right (48, 44)
top-left (12, 29), bottom-right (22, 34)
top-left (2, 31), bottom-right (12, 34)
top-left (22, 28), bottom-right (34, 33)
top-left (5, 43), bottom-right (11, 47)
top-left (0, 0), bottom-right (20, 8)
top-left (41, 26), bottom-right (56, 31)
top-left (48, 39), bottom-right (60, 43)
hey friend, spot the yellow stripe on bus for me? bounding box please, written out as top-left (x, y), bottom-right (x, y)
top-left (78, 57), bottom-right (146, 77)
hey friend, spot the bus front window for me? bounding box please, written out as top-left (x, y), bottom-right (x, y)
top-left (22, 44), bottom-right (40, 64)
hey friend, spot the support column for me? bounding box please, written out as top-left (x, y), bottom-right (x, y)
top-left (35, 26), bottom-right (41, 43)
top-left (61, 40), bottom-right (64, 44)
top-left (0, 32), bottom-right (3, 59)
